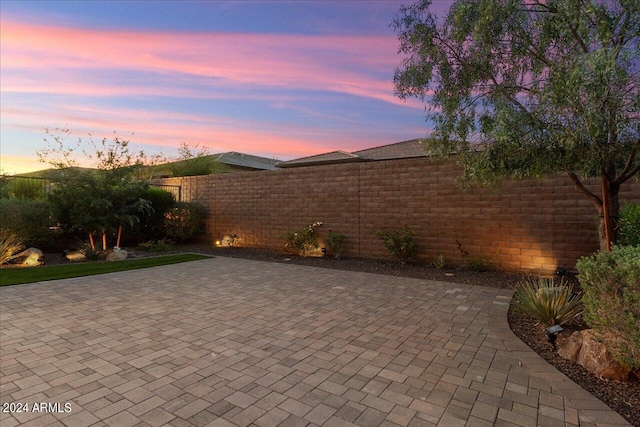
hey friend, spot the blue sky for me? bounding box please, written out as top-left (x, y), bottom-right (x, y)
top-left (0, 1), bottom-right (453, 174)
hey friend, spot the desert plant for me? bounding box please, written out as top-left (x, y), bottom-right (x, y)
top-left (225, 233), bottom-right (239, 247)
top-left (163, 202), bottom-right (206, 242)
top-left (619, 203), bottom-right (640, 247)
top-left (138, 238), bottom-right (174, 252)
top-left (577, 245), bottom-right (640, 368)
top-left (375, 225), bottom-right (417, 264)
top-left (514, 277), bottom-right (582, 327)
top-left (76, 240), bottom-right (104, 261)
top-left (326, 230), bottom-right (347, 259)
top-left (0, 229), bottom-right (25, 265)
top-left (455, 237), bottom-right (498, 271)
top-left (431, 253), bottom-right (446, 269)
top-left (283, 222), bottom-right (322, 256)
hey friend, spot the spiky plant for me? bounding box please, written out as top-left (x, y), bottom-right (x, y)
top-left (0, 229), bottom-right (25, 265)
top-left (514, 277), bottom-right (583, 326)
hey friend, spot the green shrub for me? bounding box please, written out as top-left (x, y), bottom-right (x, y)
top-left (375, 225), bottom-right (417, 264)
top-left (576, 245), bottom-right (640, 368)
top-left (7, 178), bottom-right (46, 200)
top-left (283, 222), bottom-right (322, 256)
top-left (513, 277), bottom-right (582, 326)
top-left (138, 238), bottom-right (175, 252)
top-left (619, 203), bottom-right (640, 247)
top-left (76, 240), bottom-right (105, 261)
top-left (456, 237), bottom-right (498, 271)
top-left (138, 187), bottom-right (176, 240)
top-left (0, 229), bottom-right (25, 265)
top-left (163, 202), bottom-right (206, 242)
top-left (326, 230), bottom-right (347, 259)
top-left (0, 199), bottom-right (58, 249)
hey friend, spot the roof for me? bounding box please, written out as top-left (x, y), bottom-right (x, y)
top-left (277, 139), bottom-right (427, 168)
top-left (213, 152), bottom-right (280, 170)
top-left (353, 139), bottom-right (427, 160)
top-left (277, 151), bottom-right (361, 168)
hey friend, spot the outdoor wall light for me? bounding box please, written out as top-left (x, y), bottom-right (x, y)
top-left (321, 247), bottom-right (326, 254)
top-left (215, 240), bottom-right (221, 246)
top-left (546, 324), bottom-right (563, 349)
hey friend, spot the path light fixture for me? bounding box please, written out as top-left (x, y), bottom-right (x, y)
top-left (546, 324), bottom-right (563, 350)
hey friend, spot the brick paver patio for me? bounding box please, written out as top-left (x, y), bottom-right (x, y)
top-left (0, 257), bottom-right (630, 426)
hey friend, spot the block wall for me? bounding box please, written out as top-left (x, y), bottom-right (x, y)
top-left (154, 158), bottom-right (640, 273)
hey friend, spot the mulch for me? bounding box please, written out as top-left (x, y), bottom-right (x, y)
top-left (41, 243), bottom-right (639, 426)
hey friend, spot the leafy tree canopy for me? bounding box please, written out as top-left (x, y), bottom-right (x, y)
top-left (394, 0), bottom-right (640, 247)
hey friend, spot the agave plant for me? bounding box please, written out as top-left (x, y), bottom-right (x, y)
top-left (514, 277), bottom-right (583, 326)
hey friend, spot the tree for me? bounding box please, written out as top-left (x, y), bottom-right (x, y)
top-left (168, 142), bottom-right (229, 177)
top-left (38, 129), bottom-right (152, 250)
top-left (393, 0), bottom-right (640, 250)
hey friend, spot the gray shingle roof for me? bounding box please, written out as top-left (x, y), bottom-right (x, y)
top-left (213, 152), bottom-right (280, 170)
top-left (277, 151), bottom-right (361, 168)
top-left (277, 139), bottom-right (427, 168)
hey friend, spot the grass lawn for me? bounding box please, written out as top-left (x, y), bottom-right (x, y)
top-left (0, 253), bottom-right (212, 286)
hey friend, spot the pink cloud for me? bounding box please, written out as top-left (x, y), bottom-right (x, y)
top-left (1, 19), bottom-right (419, 107)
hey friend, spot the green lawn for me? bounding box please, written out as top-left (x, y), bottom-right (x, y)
top-left (0, 254), bottom-right (211, 286)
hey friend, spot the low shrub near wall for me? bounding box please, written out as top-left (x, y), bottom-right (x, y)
top-left (0, 199), bottom-right (58, 249)
top-left (577, 246), bottom-right (640, 369)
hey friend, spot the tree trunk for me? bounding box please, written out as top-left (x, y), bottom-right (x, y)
top-left (102, 232), bottom-right (107, 251)
top-left (597, 177), bottom-right (620, 251)
top-left (88, 233), bottom-right (95, 250)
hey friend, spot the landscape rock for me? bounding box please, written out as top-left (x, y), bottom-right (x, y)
top-left (106, 247), bottom-right (128, 261)
top-left (19, 248), bottom-right (44, 266)
top-left (558, 331), bottom-right (583, 363)
top-left (65, 250), bottom-right (87, 262)
top-left (560, 329), bottom-right (631, 381)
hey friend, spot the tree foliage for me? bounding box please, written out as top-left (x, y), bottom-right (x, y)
top-left (168, 142), bottom-right (229, 177)
top-left (39, 129), bottom-right (152, 249)
top-left (394, 0), bottom-right (640, 247)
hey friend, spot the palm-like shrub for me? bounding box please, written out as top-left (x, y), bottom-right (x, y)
top-left (514, 277), bottom-right (582, 326)
top-left (1, 229), bottom-right (25, 265)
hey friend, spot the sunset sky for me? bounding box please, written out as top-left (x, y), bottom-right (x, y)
top-left (0, 1), bottom-right (452, 174)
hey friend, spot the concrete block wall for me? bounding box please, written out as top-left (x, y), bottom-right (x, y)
top-left (154, 158), bottom-right (640, 273)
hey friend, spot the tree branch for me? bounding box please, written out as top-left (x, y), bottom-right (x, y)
top-left (568, 171), bottom-right (602, 208)
top-left (613, 142), bottom-right (640, 184)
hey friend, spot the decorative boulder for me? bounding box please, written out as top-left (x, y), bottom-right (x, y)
top-left (106, 247), bottom-right (128, 261)
top-left (19, 248), bottom-right (44, 266)
top-left (65, 250), bottom-right (87, 262)
top-left (558, 331), bottom-right (583, 363)
top-left (558, 329), bottom-right (631, 381)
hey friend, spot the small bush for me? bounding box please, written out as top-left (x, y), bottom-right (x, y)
top-left (514, 277), bottom-right (582, 327)
top-left (283, 222), bottom-right (322, 256)
top-left (76, 240), bottom-right (105, 261)
top-left (138, 187), bottom-right (176, 240)
top-left (0, 229), bottom-right (25, 265)
top-left (326, 230), bottom-right (347, 259)
top-left (619, 203), bottom-right (640, 247)
top-left (163, 202), bottom-right (206, 242)
top-left (0, 199), bottom-right (58, 249)
top-left (576, 245), bottom-right (640, 368)
top-left (375, 225), bottom-right (417, 264)
top-left (432, 253), bottom-right (446, 269)
top-left (138, 238), bottom-right (174, 252)
top-left (455, 237), bottom-right (498, 271)
top-left (225, 233), bottom-right (239, 247)
top-left (7, 177), bottom-right (46, 200)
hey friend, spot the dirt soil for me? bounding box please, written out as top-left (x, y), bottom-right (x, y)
top-left (42, 243), bottom-right (639, 426)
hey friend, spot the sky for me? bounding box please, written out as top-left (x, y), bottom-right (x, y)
top-left (0, 0), bottom-right (452, 174)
